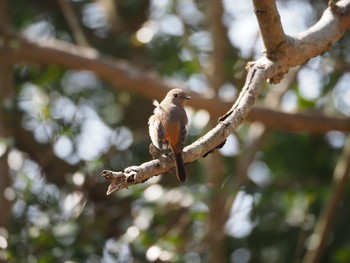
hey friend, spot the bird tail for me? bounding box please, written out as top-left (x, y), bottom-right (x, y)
top-left (174, 152), bottom-right (187, 182)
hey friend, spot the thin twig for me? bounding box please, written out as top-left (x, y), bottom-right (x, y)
top-left (302, 137), bottom-right (350, 263)
top-left (57, 0), bottom-right (90, 47)
top-left (0, 0), bottom-right (349, 193)
top-left (99, 0), bottom-right (350, 194)
top-left (101, 58), bottom-right (276, 194)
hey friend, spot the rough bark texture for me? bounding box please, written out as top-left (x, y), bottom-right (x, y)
top-left (0, 1), bottom-right (349, 194)
top-left (100, 0), bottom-right (350, 193)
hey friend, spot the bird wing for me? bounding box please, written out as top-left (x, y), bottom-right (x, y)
top-left (178, 124), bottom-right (187, 150)
top-left (148, 115), bottom-right (168, 150)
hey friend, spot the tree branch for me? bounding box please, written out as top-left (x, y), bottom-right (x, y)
top-left (57, 0), bottom-right (90, 47)
top-left (206, 0), bottom-right (230, 91)
top-left (302, 136), bottom-right (350, 263)
top-left (0, 0), bottom-right (349, 194)
top-left (0, 0), bottom-right (14, 229)
top-left (205, 1), bottom-right (232, 261)
top-left (247, 109), bottom-right (350, 134)
top-left (101, 0), bottom-right (350, 194)
top-left (253, 0), bottom-right (286, 59)
top-left (252, 0), bottom-right (350, 83)
top-left (0, 29), bottom-right (349, 133)
top-left (101, 58), bottom-right (276, 194)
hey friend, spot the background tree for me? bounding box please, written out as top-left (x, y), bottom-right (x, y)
top-left (0, 0), bottom-right (350, 263)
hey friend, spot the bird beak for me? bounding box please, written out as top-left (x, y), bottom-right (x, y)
top-left (185, 95), bottom-right (191, 100)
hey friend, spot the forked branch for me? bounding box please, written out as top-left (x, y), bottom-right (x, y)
top-left (101, 0), bottom-right (350, 194)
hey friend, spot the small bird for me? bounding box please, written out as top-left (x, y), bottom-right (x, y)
top-left (148, 89), bottom-right (191, 182)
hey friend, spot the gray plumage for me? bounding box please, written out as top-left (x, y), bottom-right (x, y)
top-left (148, 89), bottom-right (190, 181)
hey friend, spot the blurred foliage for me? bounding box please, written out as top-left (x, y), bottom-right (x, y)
top-left (1, 0), bottom-right (350, 262)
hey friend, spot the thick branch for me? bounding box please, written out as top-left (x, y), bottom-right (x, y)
top-left (0, 32), bottom-right (348, 134)
top-left (247, 109), bottom-right (350, 134)
top-left (206, 1), bottom-right (234, 261)
top-left (0, 0), bottom-right (13, 229)
top-left (102, 58), bottom-right (276, 194)
top-left (100, 0), bottom-right (350, 194)
top-left (207, 0), bottom-right (229, 91)
top-left (288, 1), bottom-right (350, 68)
top-left (251, 0), bottom-right (350, 83)
top-left (0, 0), bottom-right (349, 193)
top-left (253, 0), bottom-right (286, 59)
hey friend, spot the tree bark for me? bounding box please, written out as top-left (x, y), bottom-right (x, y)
top-left (0, 0), bottom-right (13, 231)
top-left (0, 29), bottom-right (349, 133)
top-left (99, 0), bottom-right (350, 193)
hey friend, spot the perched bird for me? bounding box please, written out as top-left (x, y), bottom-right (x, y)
top-left (148, 89), bottom-right (190, 182)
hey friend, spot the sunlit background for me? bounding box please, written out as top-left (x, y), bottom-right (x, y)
top-left (1, 0), bottom-right (350, 262)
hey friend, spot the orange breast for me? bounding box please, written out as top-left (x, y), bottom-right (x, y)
top-left (163, 121), bottom-right (180, 147)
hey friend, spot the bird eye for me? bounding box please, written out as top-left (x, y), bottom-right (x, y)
top-left (174, 94), bottom-right (178, 97)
